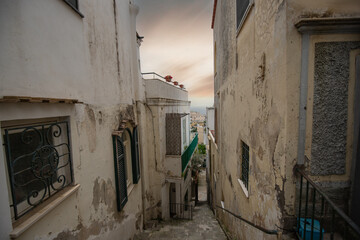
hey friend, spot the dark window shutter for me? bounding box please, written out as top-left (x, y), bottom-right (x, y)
top-left (132, 127), bottom-right (141, 184)
top-left (113, 136), bottom-right (128, 211)
top-left (236, 0), bottom-right (250, 29)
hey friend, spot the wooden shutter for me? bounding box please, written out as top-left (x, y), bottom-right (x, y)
top-left (113, 136), bottom-right (128, 211)
top-left (132, 127), bottom-right (141, 184)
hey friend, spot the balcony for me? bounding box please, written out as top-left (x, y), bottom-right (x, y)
top-left (164, 134), bottom-right (198, 178)
top-left (182, 134), bottom-right (198, 173)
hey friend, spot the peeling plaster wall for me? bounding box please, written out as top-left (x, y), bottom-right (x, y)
top-left (212, 0), bottom-right (360, 239)
top-left (142, 99), bottom-right (190, 221)
top-left (142, 80), bottom-right (190, 222)
top-left (213, 1), bottom-right (287, 238)
top-left (0, 0), bottom-right (145, 239)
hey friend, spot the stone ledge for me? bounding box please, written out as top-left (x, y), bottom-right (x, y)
top-left (295, 17), bottom-right (360, 34)
top-left (10, 184), bottom-right (80, 239)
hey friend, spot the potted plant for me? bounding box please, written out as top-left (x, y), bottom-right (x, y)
top-left (164, 75), bottom-right (172, 82)
top-left (179, 84), bottom-right (184, 89)
top-left (173, 81), bottom-right (178, 86)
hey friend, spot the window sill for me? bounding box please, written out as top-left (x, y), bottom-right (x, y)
top-left (10, 184), bottom-right (80, 239)
top-left (237, 179), bottom-right (249, 198)
top-left (63, 0), bottom-right (84, 18)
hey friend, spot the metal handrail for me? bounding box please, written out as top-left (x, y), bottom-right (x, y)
top-left (215, 205), bottom-right (278, 235)
top-left (295, 165), bottom-right (360, 239)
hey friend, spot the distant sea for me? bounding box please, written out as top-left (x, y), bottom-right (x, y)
top-left (190, 106), bottom-right (206, 115)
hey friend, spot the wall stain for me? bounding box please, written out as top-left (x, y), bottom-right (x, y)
top-left (85, 105), bottom-right (97, 153)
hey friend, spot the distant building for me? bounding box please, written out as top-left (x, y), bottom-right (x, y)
top-left (209, 0), bottom-right (360, 239)
top-left (204, 107), bottom-right (215, 146)
top-left (190, 111), bottom-right (206, 123)
top-left (142, 74), bottom-right (197, 221)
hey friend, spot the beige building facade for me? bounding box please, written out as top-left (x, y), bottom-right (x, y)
top-left (210, 0), bottom-right (360, 239)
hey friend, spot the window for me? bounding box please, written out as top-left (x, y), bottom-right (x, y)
top-left (2, 119), bottom-right (73, 221)
top-left (113, 135), bottom-right (128, 211)
top-left (112, 125), bottom-right (140, 211)
top-left (132, 127), bottom-right (140, 184)
top-left (123, 130), bottom-right (133, 187)
top-left (64, 0), bottom-right (78, 10)
top-left (182, 118), bottom-right (187, 147)
top-left (241, 141), bottom-right (249, 189)
top-left (236, 0), bottom-right (253, 33)
top-left (63, 0), bottom-right (84, 18)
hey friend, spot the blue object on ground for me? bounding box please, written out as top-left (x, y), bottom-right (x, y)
top-left (298, 218), bottom-right (324, 240)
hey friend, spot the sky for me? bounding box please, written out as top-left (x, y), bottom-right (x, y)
top-left (135, 0), bottom-right (214, 108)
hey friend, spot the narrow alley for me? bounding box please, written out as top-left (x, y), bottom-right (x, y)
top-left (135, 170), bottom-right (227, 240)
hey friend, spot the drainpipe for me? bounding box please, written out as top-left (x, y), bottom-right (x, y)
top-left (297, 33), bottom-right (310, 165)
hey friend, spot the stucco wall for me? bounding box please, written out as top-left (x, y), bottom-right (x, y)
top-left (212, 0), bottom-right (360, 239)
top-left (0, 0), bottom-right (145, 239)
top-left (311, 41), bottom-right (360, 176)
top-left (142, 93), bottom-right (190, 222)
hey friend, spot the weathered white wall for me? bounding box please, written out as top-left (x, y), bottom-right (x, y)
top-left (144, 79), bottom-right (188, 101)
top-left (212, 0), bottom-right (360, 239)
top-left (0, 0), bottom-right (146, 239)
top-left (142, 79), bottom-right (191, 222)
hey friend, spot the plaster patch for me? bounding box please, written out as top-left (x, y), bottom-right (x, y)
top-left (85, 106), bottom-right (97, 153)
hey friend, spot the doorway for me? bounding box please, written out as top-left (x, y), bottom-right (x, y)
top-left (169, 183), bottom-right (176, 217)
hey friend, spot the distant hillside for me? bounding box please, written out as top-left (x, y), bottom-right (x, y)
top-left (190, 106), bottom-right (206, 115)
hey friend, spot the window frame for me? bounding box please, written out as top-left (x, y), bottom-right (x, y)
top-left (112, 125), bottom-right (141, 211)
top-left (2, 118), bottom-right (74, 221)
top-left (236, 0), bottom-right (254, 36)
top-left (63, 0), bottom-right (84, 18)
top-left (112, 135), bottom-right (128, 211)
top-left (132, 127), bottom-right (140, 184)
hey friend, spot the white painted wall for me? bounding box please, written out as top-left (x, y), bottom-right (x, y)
top-left (143, 79), bottom-right (191, 222)
top-left (144, 79), bottom-right (188, 101)
top-left (204, 107), bottom-right (214, 146)
top-left (0, 0), bottom-right (145, 239)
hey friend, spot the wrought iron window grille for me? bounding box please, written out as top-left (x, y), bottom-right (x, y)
top-left (3, 121), bottom-right (73, 221)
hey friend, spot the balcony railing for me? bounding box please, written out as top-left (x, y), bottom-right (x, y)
top-left (295, 165), bottom-right (360, 240)
top-left (181, 134), bottom-right (198, 173)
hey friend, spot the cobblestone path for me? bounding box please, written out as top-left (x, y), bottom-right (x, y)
top-left (135, 170), bottom-right (227, 240)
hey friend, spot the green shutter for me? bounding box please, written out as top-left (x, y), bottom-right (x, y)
top-left (132, 127), bottom-right (141, 184)
top-left (113, 135), bottom-right (128, 211)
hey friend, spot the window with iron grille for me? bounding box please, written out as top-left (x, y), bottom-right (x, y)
top-left (2, 119), bottom-right (73, 221)
top-left (241, 141), bottom-right (249, 189)
top-left (236, 0), bottom-right (253, 33)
